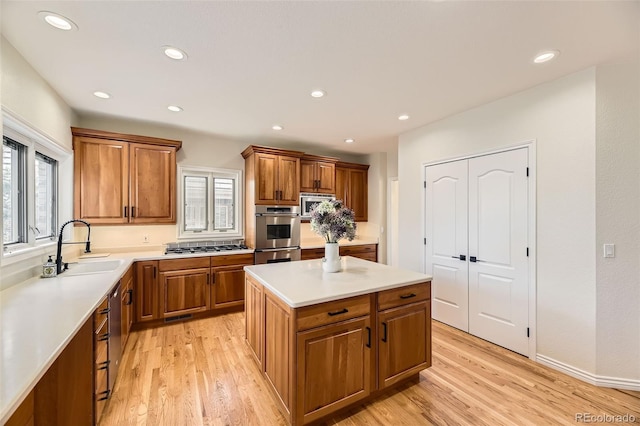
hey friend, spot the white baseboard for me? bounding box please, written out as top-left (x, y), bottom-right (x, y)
top-left (537, 354), bottom-right (640, 391)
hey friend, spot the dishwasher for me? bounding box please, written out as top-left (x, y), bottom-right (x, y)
top-left (108, 283), bottom-right (122, 392)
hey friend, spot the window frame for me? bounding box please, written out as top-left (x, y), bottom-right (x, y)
top-left (2, 110), bottom-right (70, 261)
top-left (177, 165), bottom-right (243, 241)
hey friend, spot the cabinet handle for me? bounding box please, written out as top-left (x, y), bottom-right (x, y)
top-left (211, 273), bottom-right (216, 284)
top-left (98, 332), bottom-right (110, 342)
top-left (126, 289), bottom-right (133, 305)
top-left (131, 206), bottom-right (136, 217)
top-left (382, 322), bottom-right (388, 342)
top-left (400, 293), bottom-right (416, 300)
top-left (366, 326), bottom-right (371, 348)
top-left (97, 389), bottom-right (111, 401)
top-left (124, 206), bottom-right (128, 218)
top-left (327, 308), bottom-right (348, 317)
top-left (153, 266), bottom-right (156, 278)
top-left (97, 360), bottom-right (110, 370)
top-left (99, 307), bottom-right (110, 315)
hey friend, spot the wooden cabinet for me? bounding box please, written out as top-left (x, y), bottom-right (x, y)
top-left (5, 389), bottom-right (33, 426)
top-left (300, 155), bottom-right (338, 194)
top-left (135, 260), bottom-right (159, 322)
top-left (35, 317), bottom-right (94, 425)
top-left (242, 145), bottom-right (304, 206)
top-left (246, 278), bottom-right (431, 425)
top-left (377, 283), bottom-right (432, 390)
top-left (159, 257), bottom-right (211, 318)
top-left (93, 297), bottom-right (110, 422)
top-left (121, 265), bottom-right (134, 350)
top-left (245, 274), bottom-right (264, 368)
top-left (72, 127), bottom-right (181, 225)
top-left (211, 253), bottom-right (254, 309)
top-left (335, 161), bottom-right (369, 222)
top-left (301, 243), bottom-right (378, 262)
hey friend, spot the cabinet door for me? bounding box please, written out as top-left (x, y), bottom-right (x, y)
top-left (255, 153), bottom-right (279, 204)
top-left (378, 301), bottom-right (431, 389)
top-left (277, 155), bottom-right (300, 205)
top-left (300, 160), bottom-right (317, 193)
top-left (245, 276), bottom-right (264, 368)
top-left (159, 268), bottom-right (211, 317)
top-left (211, 265), bottom-right (245, 309)
top-left (74, 137), bottom-right (129, 224)
top-left (135, 261), bottom-right (159, 322)
top-left (316, 161), bottom-right (335, 194)
top-left (335, 167), bottom-right (348, 205)
top-left (121, 267), bottom-right (134, 350)
top-left (296, 316), bottom-right (372, 424)
top-left (349, 169), bottom-right (368, 221)
top-left (129, 143), bottom-right (176, 224)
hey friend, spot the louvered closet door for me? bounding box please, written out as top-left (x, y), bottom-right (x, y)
top-left (468, 148), bottom-right (529, 355)
top-left (425, 161), bottom-right (469, 331)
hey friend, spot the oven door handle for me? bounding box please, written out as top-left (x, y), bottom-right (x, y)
top-left (255, 214), bottom-right (300, 217)
top-left (255, 247), bottom-right (301, 252)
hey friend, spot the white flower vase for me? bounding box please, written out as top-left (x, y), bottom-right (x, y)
top-left (323, 242), bottom-right (341, 273)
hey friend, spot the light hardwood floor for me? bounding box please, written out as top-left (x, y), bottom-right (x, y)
top-left (100, 313), bottom-right (640, 425)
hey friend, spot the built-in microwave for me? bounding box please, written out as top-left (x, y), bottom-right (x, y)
top-left (300, 193), bottom-right (336, 219)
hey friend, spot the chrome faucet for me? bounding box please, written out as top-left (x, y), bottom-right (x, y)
top-left (56, 219), bottom-right (91, 274)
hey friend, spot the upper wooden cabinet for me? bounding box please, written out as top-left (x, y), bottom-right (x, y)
top-left (335, 161), bottom-right (369, 222)
top-left (72, 127), bottom-right (181, 225)
top-left (300, 154), bottom-right (338, 194)
top-left (242, 145), bottom-right (304, 206)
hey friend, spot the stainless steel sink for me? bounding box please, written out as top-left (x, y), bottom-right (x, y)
top-left (62, 259), bottom-right (123, 276)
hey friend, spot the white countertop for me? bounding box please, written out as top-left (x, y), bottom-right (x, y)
top-left (244, 256), bottom-right (431, 308)
top-left (0, 248), bottom-right (254, 424)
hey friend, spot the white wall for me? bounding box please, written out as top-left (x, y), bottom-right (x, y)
top-left (0, 37), bottom-right (77, 289)
top-left (595, 63), bottom-right (640, 381)
top-left (398, 69), bottom-right (598, 373)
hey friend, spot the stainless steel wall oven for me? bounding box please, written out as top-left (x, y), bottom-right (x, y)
top-left (254, 205), bottom-right (301, 263)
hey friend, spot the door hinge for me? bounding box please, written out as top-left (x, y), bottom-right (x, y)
top-left (527, 327), bottom-right (530, 338)
top-left (423, 238), bottom-right (427, 245)
top-left (526, 167), bottom-right (529, 177)
top-left (423, 181), bottom-right (426, 188)
top-left (526, 247), bottom-right (529, 257)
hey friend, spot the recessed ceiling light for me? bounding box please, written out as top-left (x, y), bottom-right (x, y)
top-left (272, 125), bottom-right (283, 131)
top-left (38, 11), bottom-right (77, 31)
top-left (311, 90), bottom-right (326, 98)
top-left (533, 50), bottom-right (559, 64)
top-left (163, 46), bottom-right (188, 61)
top-left (398, 114), bottom-right (410, 121)
top-left (167, 105), bottom-right (183, 112)
top-left (344, 138), bottom-right (355, 144)
top-left (93, 91), bottom-right (111, 99)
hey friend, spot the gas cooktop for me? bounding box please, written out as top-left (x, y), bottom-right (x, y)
top-left (164, 240), bottom-right (249, 255)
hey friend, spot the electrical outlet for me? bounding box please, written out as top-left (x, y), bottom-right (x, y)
top-left (603, 243), bottom-right (615, 258)
top-left (143, 235), bottom-right (149, 243)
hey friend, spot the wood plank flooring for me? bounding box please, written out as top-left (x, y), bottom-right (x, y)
top-left (100, 313), bottom-right (640, 425)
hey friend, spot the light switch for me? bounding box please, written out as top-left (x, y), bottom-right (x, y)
top-left (603, 244), bottom-right (615, 258)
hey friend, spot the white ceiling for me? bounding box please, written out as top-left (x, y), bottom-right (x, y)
top-left (2, 1), bottom-right (638, 154)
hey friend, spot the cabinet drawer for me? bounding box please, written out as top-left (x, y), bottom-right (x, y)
top-left (301, 248), bottom-right (324, 260)
top-left (377, 282), bottom-right (431, 311)
top-left (297, 295), bottom-right (371, 331)
top-left (339, 244), bottom-right (377, 257)
top-left (94, 298), bottom-right (109, 329)
top-left (211, 253), bottom-right (254, 267)
top-left (159, 256), bottom-right (210, 272)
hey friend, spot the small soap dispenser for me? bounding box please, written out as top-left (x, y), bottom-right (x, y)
top-left (43, 255), bottom-right (57, 278)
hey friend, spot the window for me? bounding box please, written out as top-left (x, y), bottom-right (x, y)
top-left (179, 166), bottom-right (242, 239)
top-left (2, 110), bottom-right (66, 257)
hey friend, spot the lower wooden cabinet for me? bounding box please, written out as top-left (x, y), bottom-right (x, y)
top-left (159, 267), bottom-right (211, 317)
top-left (246, 275), bottom-right (431, 425)
top-left (121, 265), bottom-right (134, 350)
top-left (211, 253), bottom-right (253, 309)
top-left (135, 260), bottom-right (159, 322)
top-left (296, 316), bottom-right (372, 424)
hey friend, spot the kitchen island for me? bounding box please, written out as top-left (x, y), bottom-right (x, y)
top-left (244, 256), bottom-right (432, 425)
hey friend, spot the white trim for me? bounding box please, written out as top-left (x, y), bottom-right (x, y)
top-left (537, 354), bottom-right (640, 391)
top-left (386, 177), bottom-right (398, 267)
top-left (421, 140), bottom-right (537, 360)
top-left (2, 107), bottom-right (71, 159)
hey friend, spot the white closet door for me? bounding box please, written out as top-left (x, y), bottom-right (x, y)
top-left (468, 148), bottom-right (529, 355)
top-left (425, 160), bottom-right (469, 331)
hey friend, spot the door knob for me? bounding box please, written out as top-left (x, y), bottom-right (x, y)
top-left (451, 255), bottom-right (466, 261)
